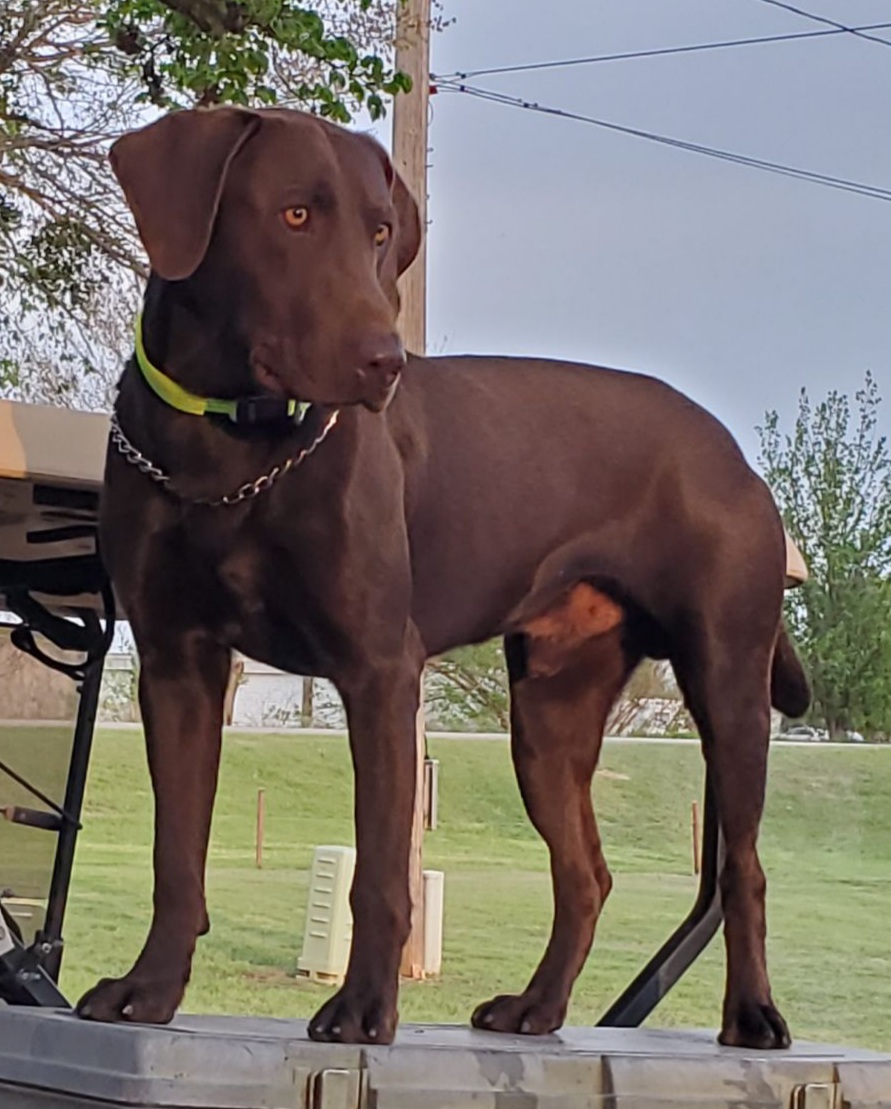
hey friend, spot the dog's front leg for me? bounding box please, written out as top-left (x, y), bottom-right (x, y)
top-left (78, 633), bottom-right (230, 1023)
top-left (309, 641), bottom-right (423, 1045)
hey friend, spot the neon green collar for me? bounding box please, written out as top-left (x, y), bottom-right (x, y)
top-left (134, 313), bottom-right (308, 425)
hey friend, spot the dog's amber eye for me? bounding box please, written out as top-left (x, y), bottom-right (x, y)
top-left (374, 224), bottom-right (390, 246)
top-left (283, 206), bottom-right (309, 230)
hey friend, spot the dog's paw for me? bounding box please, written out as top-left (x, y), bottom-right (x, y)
top-left (309, 988), bottom-right (397, 1045)
top-left (77, 974), bottom-right (184, 1025)
top-left (719, 1000), bottom-right (791, 1050)
top-left (471, 992), bottom-right (566, 1036)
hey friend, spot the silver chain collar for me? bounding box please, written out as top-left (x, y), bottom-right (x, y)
top-left (109, 408), bottom-right (340, 508)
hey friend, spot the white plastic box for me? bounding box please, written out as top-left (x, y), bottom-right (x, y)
top-left (297, 845), bottom-right (356, 984)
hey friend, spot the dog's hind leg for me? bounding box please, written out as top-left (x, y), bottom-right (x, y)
top-left (673, 613), bottom-right (791, 1050)
top-left (471, 626), bottom-right (638, 1035)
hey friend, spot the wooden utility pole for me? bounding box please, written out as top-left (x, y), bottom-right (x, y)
top-left (691, 800), bottom-right (701, 876)
top-left (255, 789), bottom-right (266, 869)
top-left (392, 0), bottom-right (430, 355)
top-left (392, 0), bottom-right (430, 979)
top-left (300, 675), bottom-right (314, 727)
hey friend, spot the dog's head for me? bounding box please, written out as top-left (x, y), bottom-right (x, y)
top-left (110, 107), bottom-right (421, 411)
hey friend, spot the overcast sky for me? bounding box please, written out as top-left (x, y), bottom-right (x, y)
top-left (395, 0), bottom-right (891, 464)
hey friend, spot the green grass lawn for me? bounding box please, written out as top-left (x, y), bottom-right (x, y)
top-left (31, 729), bottom-right (891, 1050)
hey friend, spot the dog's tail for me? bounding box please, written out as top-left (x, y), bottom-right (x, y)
top-left (770, 623), bottom-right (810, 718)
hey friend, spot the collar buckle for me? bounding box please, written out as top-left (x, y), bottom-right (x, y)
top-left (230, 395), bottom-right (297, 426)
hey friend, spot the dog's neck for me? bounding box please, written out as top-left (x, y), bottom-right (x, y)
top-left (137, 275), bottom-right (256, 400)
top-left (115, 276), bottom-right (298, 494)
top-left (114, 276), bottom-right (358, 505)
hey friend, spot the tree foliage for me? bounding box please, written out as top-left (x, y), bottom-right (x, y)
top-left (426, 641), bottom-right (510, 733)
top-left (101, 0), bottom-right (410, 116)
top-left (0, 0), bottom-right (409, 406)
top-left (759, 372), bottom-right (891, 740)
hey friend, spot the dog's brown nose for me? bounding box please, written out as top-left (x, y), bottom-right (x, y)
top-left (358, 333), bottom-right (406, 388)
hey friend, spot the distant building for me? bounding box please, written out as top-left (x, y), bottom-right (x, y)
top-left (98, 650), bottom-right (345, 729)
top-left (230, 658), bottom-right (307, 728)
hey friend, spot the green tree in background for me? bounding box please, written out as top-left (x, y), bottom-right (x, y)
top-left (0, 0), bottom-right (411, 405)
top-left (101, 0), bottom-right (410, 115)
top-left (759, 372), bottom-right (891, 741)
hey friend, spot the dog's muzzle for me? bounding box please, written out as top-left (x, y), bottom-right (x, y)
top-left (361, 377), bottom-right (403, 416)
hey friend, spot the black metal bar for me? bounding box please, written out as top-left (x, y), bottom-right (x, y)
top-left (597, 770), bottom-right (724, 1027)
top-left (37, 656), bottom-right (104, 984)
top-left (26, 525), bottom-right (99, 545)
top-left (0, 532), bottom-right (114, 1004)
top-left (0, 554), bottom-right (106, 596)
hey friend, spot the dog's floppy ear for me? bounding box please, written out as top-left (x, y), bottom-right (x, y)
top-left (392, 169), bottom-right (422, 276)
top-left (110, 108), bottom-right (260, 281)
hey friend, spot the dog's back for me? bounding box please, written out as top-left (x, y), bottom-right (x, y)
top-left (395, 353), bottom-right (781, 654)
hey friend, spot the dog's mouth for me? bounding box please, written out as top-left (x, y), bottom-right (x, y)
top-left (250, 356), bottom-right (333, 409)
top-left (251, 358), bottom-right (290, 398)
top-left (361, 373), bottom-right (401, 413)
top-left (251, 352), bottom-right (400, 414)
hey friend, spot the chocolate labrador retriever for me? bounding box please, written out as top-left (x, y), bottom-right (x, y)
top-left (78, 106), bottom-right (809, 1049)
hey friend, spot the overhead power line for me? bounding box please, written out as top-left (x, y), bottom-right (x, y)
top-left (433, 21), bottom-right (891, 80)
top-left (754, 0), bottom-right (891, 49)
top-left (436, 80), bottom-right (891, 204)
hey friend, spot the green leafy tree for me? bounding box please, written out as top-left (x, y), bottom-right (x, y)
top-left (101, 0), bottom-right (410, 115)
top-left (759, 372), bottom-right (891, 741)
top-left (0, 0), bottom-right (411, 406)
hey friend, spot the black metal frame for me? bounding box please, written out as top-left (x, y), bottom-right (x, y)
top-left (0, 540), bottom-right (112, 1007)
top-left (0, 913), bottom-right (69, 1007)
top-left (33, 658), bottom-right (104, 985)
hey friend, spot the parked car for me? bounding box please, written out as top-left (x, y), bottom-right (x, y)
top-left (775, 724), bottom-right (828, 742)
top-left (776, 724), bottom-right (866, 743)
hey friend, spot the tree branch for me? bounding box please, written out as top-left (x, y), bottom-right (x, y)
top-left (153, 0), bottom-right (251, 36)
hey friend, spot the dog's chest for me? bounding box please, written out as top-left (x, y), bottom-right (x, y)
top-left (188, 519), bottom-right (349, 678)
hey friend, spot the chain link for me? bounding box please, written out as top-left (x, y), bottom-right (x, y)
top-left (109, 409), bottom-right (340, 508)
